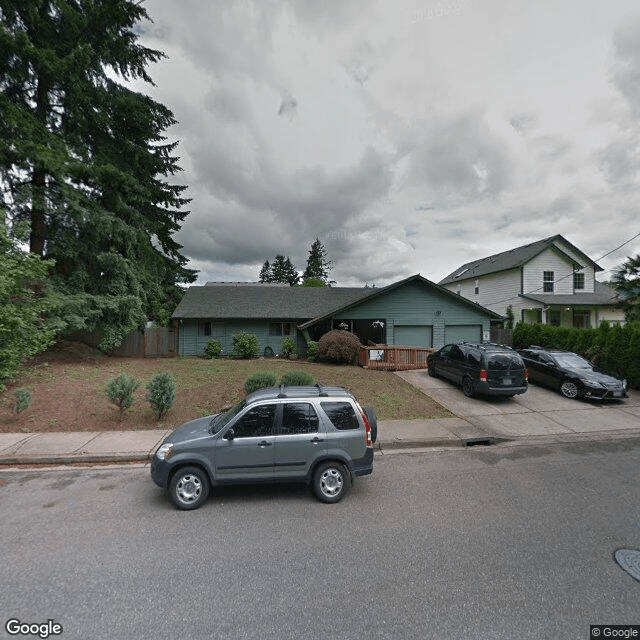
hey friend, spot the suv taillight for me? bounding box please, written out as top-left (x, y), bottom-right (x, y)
top-left (480, 368), bottom-right (487, 382)
top-left (356, 402), bottom-right (372, 447)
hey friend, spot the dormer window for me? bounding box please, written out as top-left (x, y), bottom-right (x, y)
top-left (573, 272), bottom-right (584, 290)
top-left (474, 279), bottom-right (479, 295)
top-left (543, 271), bottom-right (554, 293)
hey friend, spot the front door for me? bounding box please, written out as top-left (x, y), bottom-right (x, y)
top-left (215, 403), bottom-right (277, 482)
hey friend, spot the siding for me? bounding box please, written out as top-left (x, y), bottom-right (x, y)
top-left (178, 319), bottom-right (304, 356)
top-left (523, 249), bottom-right (575, 296)
top-left (550, 240), bottom-right (595, 292)
top-left (332, 281), bottom-right (493, 349)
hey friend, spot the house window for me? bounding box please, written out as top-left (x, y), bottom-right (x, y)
top-left (474, 280), bottom-right (479, 295)
top-left (543, 271), bottom-right (554, 293)
top-left (200, 322), bottom-right (224, 337)
top-left (573, 311), bottom-right (591, 328)
top-left (573, 272), bottom-right (584, 290)
top-left (269, 322), bottom-right (292, 337)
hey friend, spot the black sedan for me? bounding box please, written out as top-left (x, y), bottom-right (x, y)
top-left (517, 346), bottom-right (627, 400)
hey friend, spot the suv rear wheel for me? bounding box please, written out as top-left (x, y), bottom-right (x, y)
top-left (312, 461), bottom-right (351, 503)
top-left (462, 376), bottom-right (475, 398)
top-left (169, 466), bottom-right (210, 510)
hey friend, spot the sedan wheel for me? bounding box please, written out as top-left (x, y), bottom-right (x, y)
top-left (560, 380), bottom-right (579, 399)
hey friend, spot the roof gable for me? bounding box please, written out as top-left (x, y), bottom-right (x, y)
top-left (439, 235), bottom-right (603, 285)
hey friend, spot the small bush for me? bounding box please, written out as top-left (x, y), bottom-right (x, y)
top-left (146, 372), bottom-right (176, 419)
top-left (233, 332), bottom-right (259, 359)
top-left (245, 371), bottom-right (278, 394)
top-left (317, 329), bottom-right (362, 364)
top-left (306, 340), bottom-right (318, 362)
top-left (106, 374), bottom-right (140, 414)
top-left (280, 371), bottom-right (315, 386)
top-left (281, 336), bottom-right (296, 357)
top-left (14, 389), bottom-right (31, 414)
top-left (203, 339), bottom-right (222, 359)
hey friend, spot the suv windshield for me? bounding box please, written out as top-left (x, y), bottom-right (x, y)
top-left (209, 400), bottom-right (246, 434)
top-left (487, 353), bottom-right (523, 371)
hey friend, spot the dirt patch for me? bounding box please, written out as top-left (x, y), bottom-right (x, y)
top-left (1, 344), bottom-right (451, 433)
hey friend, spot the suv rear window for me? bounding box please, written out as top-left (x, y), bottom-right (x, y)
top-left (321, 402), bottom-right (359, 430)
top-left (487, 353), bottom-right (524, 371)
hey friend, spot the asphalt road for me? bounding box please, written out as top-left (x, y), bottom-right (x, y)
top-left (1, 440), bottom-right (639, 640)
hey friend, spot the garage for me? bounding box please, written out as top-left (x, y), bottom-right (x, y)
top-left (444, 324), bottom-right (482, 344)
top-left (393, 325), bottom-right (433, 347)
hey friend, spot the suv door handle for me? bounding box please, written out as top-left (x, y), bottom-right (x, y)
top-left (258, 440), bottom-right (272, 447)
top-left (310, 437), bottom-right (324, 444)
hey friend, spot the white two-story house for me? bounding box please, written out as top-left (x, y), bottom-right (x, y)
top-left (439, 235), bottom-right (624, 327)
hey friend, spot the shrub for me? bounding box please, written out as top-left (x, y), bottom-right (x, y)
top-left (281, 371), bottom-right (315, 386)
top-left (233, 332), bottom-right (259, 359)
top-left (14, 389), bottom-right (31, 414)
top-left (244, 371), bottom-right (278, 394)
top-left (146, 372), bottom-right (176, 419)
top-left (280, 336), bottom-right (296, 357)
top-left (106, 373), bottom-right (140, 414)
top-left (203, 339), bottom-right (222, 359)
top-left (317, 329), bottom-right (362, 364)
top-left (306, 340), bottom-right (318, 362)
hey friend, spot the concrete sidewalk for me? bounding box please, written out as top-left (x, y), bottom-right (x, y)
top-left (2, 373), bottom-right (640, 466)
top-left (0, 417), bottom-right (498, 466)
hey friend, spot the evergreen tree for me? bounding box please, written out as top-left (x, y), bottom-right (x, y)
top-left (302, 238), bottom-right (333, 284)
top-left (269, 255), bottom-right (299, 286)
top-left (259, 260), bottom-right (272, 283)
top-left (612, 255), bottom-right (640, 322)
top-left (0, 0), bottom-right (195, 350)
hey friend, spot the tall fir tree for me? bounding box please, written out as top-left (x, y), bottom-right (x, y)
top-left (0, 0), bottom-right (195, 350)
top-left (269, 254), bottom-right (299, 286)
top-left (613, 255), bottom-right (640, 322)
top-left (259, 260), bottom-right (272, 283)
top-left (302, 238), bottom-right (333, 284)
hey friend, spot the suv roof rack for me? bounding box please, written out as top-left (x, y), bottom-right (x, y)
top-left (315, 382), bottom-right (329, 397)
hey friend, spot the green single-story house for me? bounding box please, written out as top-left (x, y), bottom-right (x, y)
top-left (171, 274), bottom-right (503, 357)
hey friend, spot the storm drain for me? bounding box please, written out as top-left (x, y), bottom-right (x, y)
top-left (614, 549), bottom-right (640, 582)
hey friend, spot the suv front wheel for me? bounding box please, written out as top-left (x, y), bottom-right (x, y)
top-left (312, 461), bottom-right (351, 503)
top-left (169, 466), bottom-right (210, 510)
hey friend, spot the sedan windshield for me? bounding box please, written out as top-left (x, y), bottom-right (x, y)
top-left (553, 353), bottom-right (591, 369)
top-left (209, 400), bottom-right (246, 434)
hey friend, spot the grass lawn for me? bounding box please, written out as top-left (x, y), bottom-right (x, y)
top-left (0, 341), bottom-right (452, 433)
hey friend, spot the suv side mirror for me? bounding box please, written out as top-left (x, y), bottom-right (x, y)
top-left (224, 428), bottom-right (235, 440)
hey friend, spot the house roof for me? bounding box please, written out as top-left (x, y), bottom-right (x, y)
top-left (520, 281), bottom-right (619, 306)
top-left (439, 235), bottom-right (604, 285)
top-left (298, 274), bottom-right (503, 329)
top-left (173, 274), bottom-right (504, 324)
top-left (171, 284), bottom-right (370, 320)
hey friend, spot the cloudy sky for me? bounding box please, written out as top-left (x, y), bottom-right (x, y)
top-left (135, 0), bottom-right (640, 286)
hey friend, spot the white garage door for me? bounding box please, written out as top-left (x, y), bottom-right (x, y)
top-left (444, 324), bottom-right (482, 344)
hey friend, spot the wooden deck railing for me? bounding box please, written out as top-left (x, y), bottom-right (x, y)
top-left (359, 345), bottom-right (436, 371)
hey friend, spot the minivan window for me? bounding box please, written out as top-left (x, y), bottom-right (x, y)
top-left (321, 402), bottom-right (359, 430)
top-left (487, 353), bottom-right (524, 371)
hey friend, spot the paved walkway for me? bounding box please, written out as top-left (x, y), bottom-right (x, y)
top-left (1, 373), bottom-right (640, 466)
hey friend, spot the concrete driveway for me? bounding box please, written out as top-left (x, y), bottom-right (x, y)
top-left (397, 369), bottom-right (640, 440)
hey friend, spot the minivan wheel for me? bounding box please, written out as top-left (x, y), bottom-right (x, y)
top-left (312, 461), bottom-right (351, 503)
top-left (169, 466), bottom-right (210, 510)
top-left (428, 362), bottom-right (438, 377)
top-left (462, 377), bottom-right (475, 398)
top-left (560, 379), bottom-right (579, 399)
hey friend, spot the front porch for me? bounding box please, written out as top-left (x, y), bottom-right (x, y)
top-left (359, 345), bottom-right (436, 371)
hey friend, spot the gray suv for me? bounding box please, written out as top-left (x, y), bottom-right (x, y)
top-left (151, 384), bottom-right (376, 510)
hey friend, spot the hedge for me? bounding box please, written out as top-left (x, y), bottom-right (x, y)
top-left (513, 321), bottom-right (640, 388)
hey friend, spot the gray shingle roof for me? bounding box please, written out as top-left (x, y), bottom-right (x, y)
top-left (172, 285), bottom-right (371, 320)
top-left (520, 281), bottom-right (619, 306)
top-left (439, 235), bottom-right (603, 285)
